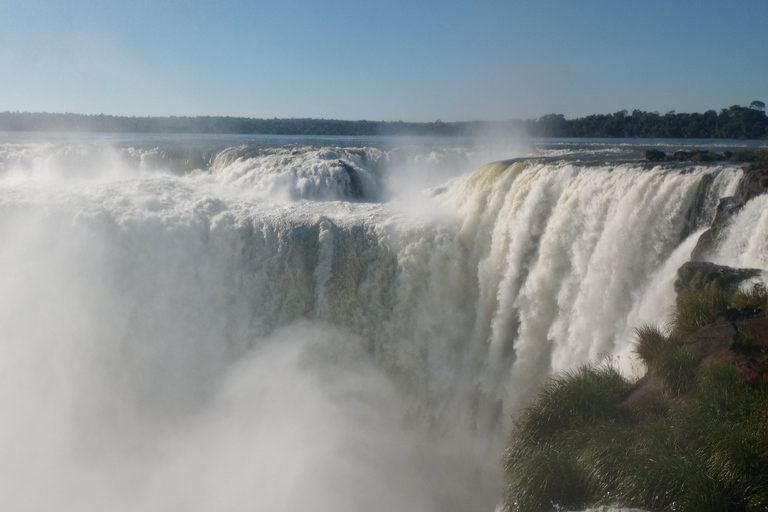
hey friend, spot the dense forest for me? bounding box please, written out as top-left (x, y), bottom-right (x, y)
top-left (529, 102), bottom-right (768, 139)
top-left (1, 102), bottom-right (766, 139)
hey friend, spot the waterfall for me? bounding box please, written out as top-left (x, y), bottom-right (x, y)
top-left (0, 137), bottom-right (756, 511)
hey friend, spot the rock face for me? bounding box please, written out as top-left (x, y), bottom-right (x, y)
top-left (691, 198), bottom-right (745, 260)
top-left (625, 268), bottom-right (767, 410)
top-left (504, 161), bottom-right (768, 512)
top-left (338, 160), bottom-right (365, 199)
top-left (680, 173), bottom-right (713, 242)
top-left (647, 166), bottom-right (768, 391)
top-left (689, 319), bottom-right (768, 384)
top-left (735, 167), bottom-right (768, 203)
top-left (675, 261), bottom-right (761, 296)
top-left (650, 163), bottom-right (768, 393)
top-left (690, 315), bottom-right (768, 385)
top-left (673, 261), bottom-right (766, 379)
top-left (691, 167), bottom-right (768, 261)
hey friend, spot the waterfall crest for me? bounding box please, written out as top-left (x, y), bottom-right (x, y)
top-left (0, 137), bottom-right (760, 511)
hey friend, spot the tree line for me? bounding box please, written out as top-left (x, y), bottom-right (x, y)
top-left (529, 102), bottom-right (767, 139)
top-left (1, 102), bottom-right (766, 139)
top-left (0, 113), bottom-right (493, 137)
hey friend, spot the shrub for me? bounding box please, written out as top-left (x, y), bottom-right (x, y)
top-left (643, 149), bottom-right (667, 161)
top-left (504, 364), bottom-right (630, 511)
top-left (503, 441), bottom-right (589, 512)
top-left (503, 276), bottom-right (768, 512)
top-left (730, 149), bottom-right (768, 163)
top-left (674, 365), bottom-right (768, 509)
top-left (628, 393), bottom-right (669, 421)
top-left (690, 150), bottom-right (718, 162)
top-left (670, 286), bottom-right (730, 335)
top-left (572, 422), bottom-right (634, 501)
top-left (694, 363), bottom-right (752, 419)
top-left (731, 148), bottom-right (768, 171)
top-left (634, 324), bottom-right (701, 394)
top-left (730, 282), bottom-right (767, 315)
top-left (503, 362), bottom-right (768, 511)
top-left (652, 342), bottom-right (702, 394)
top-left (510, 364), bottom-right (630, 443)
top-left (633, 323), bottom-right (667, 367)
top-left (675, 262), bottom-right (759, 298)
top-left (608, 419), bottom-right (733, 512)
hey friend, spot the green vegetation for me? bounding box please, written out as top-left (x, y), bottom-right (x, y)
top-left (730, 150), bottom-right (768, 171)
top-left (504, 364), bottom-right (630, 512)
top-left (642, 149), bottom-right (667, 162)
top-left (670, 286), bottom-right (731, 334)
top-left (672, 263), bottom-right (762, 335)
top-left (635, 325), bottom-right (701, 394)
top-left (503, 275), bottom-right (768, 512)
top-left (0, 112), bottom-right (490, 137)
top-left (2, 102), bottom-right (766, 138)
top-left (533, 104), bottom-right (767, 139)
top-left (643, 148), bottom-right (768, 167)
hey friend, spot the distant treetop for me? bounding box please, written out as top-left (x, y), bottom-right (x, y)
top-left (1, 103), bottom-right (766, 139)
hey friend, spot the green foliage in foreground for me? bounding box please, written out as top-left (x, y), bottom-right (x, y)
top-left (503, 284), bottom-right (768, 512)
top-left (670, 285), bottom-right (731, 335)
top-left (634, 324), bottom-right (701, 394)
top-left (504, 364), bottom-right (768, 512)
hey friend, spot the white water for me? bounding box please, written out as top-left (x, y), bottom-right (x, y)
top-left (0, 137), bottom-right (762, 511)
top-left (711, 194), bottom-right (768, 271)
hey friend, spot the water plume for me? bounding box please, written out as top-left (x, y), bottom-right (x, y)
top-left (0, 135), bottom-right (760, 511)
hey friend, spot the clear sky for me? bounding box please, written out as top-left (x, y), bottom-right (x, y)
top-left (1, 0), bottom-right (766, 122)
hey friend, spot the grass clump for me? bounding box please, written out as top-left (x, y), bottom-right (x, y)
top-left (606, 419), bottom-right (734, 512)
top-left (730, 149), bottom-right (768, 164)
top-left (633, 323), bottom-right (667, 365)
top-left (503, 441), bottom-right (590, 512)
top-left (729, 149), bottom-right (768, 172)
top-left (652, 342), bottom-right (702, 394)
top-left (503, 281), bottom-right (768, 512)
top-left (678, 365), bottom-right (768, 510)
top-left (504, 362), bottom-right (768, 511)
top-left (511, 364), bottom-right (631, 443)
top-left (671, 285), bottom-right (731, 334)
top-left (504, 364), bottom-right (630, 512)
top-left (730, 282), bottom-right (767, 314)
top-left (635, 324), bottom-right (701, 394)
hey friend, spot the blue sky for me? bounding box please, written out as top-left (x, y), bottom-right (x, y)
top-left (1, 0), bottom-right (766, 121)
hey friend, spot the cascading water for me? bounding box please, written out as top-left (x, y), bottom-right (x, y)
top-left (0, 134), bottom-right (763, 511)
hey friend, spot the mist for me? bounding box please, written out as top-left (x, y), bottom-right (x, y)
top-left (0, 134), bottom-right (759, 512)
top-left (0, 142), bottom-right (505, 511)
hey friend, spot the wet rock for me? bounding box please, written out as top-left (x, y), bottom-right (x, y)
top-left (674, 261), bottom-right (760, 297)
top-left (690, 197), bottom-right (744, 261)
top-left (735, 167), bottom-right (768, 203)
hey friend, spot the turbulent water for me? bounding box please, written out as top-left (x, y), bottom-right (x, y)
top-left (0, 133), bottom-right (766, 512)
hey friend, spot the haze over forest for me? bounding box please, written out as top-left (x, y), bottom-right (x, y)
top-left (2, 102), bottom-right (767, 139)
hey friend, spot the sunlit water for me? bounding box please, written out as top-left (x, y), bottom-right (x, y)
top-left (0, 134), bottom-right (765, 511)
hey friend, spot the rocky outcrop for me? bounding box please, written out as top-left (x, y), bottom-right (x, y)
top-left (735, 167), bottom-right (768, 203)
top-left (503, 161), bottom-right (768, 512)
top-left (685, 318), bottom-right (768, 384)
top-left (680, 174), bottom-right (714, 241)
top-left (338, 160), bottom-right (365, 199)
top-left (674, 261), bottom-right (761, 296)
top-left (675, 166), bottom-right (768, 383)
top-left (691, 167), bottom-right (768, 261)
